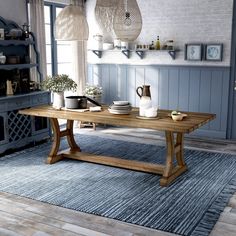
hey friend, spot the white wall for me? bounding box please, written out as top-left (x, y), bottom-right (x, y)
top-left (86, 0), bottom-right (233, 66)
top-left (0, 0), bottom-right (27, 25)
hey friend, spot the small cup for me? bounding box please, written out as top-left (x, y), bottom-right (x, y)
top-left (114, 38), bottom-right (121, 49)
top-left (121, 41), bottom-right (129, 49)
top-left (171, 113), bottom-right (187, 121)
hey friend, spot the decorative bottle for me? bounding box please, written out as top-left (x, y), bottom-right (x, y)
top-left (156, 36), bottom-right (160, 50)
top-left (149, 41), bottom-right (155, 50)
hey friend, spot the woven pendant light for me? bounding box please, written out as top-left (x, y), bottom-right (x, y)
top-left (54, 0), bottom-right (89, 41)
top-left (95, 0), bottom-right (119, 41)
top-left (113, 0), bottom-right (142, 41)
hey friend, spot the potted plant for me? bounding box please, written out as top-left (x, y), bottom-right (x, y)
top-left (83, 83), bottom-right (103, 103)
top-left (41, 74), bottom-right (77, 109)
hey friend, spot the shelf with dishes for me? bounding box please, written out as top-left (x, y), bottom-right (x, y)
top-left (89, 49), bottom-right (178, 60)
top-left (0, 63), bottom-right (37, 70)
top-left (0, 39), bottom-right (34, 46)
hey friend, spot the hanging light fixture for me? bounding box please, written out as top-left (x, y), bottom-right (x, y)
top-left (113, 0), bottom-right (142, 41)
top-left (95, 0), bottom-right (119, 42)
top-left (54, 0), bottom-right (89, 41)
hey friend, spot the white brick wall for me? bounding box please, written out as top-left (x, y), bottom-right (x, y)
top-left (86, 0), bottom-right (233, 66)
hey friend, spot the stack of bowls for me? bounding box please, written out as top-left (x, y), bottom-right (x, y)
top-left (108, 101), bottom-right (132, 114)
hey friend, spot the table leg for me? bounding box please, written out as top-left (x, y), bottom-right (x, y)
top-left (160, 131), bottom-right (188, 186)
top-left (176, 133), bottom-right (186, 167)
top-left (66, 120), bottom-right (81, 152)
top-left (47, 118), bottom-right (81, 164)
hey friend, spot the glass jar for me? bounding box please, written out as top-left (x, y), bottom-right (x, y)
top-left (166, 40), bottom-right (174, 50)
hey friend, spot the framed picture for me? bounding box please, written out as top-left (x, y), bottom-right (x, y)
top-left (0, 28), bottom-right (4, 40)
top-left (185, 44), bottom-right (203, 61)
top-left (205, 44), bottom-right (223, 61)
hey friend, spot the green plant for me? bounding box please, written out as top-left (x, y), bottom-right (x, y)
top-left (41, 74), bottom-right (77, 93)
top-left (83, 84), bottom-right (103, 96)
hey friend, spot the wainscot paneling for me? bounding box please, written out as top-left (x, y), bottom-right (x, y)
top-left (87, 64), bottom-right (230, 139)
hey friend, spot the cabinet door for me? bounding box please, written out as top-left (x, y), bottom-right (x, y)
top-left (32, 116), bottom-right (49, 134)
top-left (7, 110), bottom-right (31, 143)
top-left (0, 112), bottom-right (8, 144)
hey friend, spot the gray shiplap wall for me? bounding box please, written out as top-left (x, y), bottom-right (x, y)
top-left (88, 64), bottom-right (230, 138)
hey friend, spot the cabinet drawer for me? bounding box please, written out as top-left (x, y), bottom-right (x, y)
top-left (7, 97), bottom-right (31, 110)
top-left (0, 101), bottom-right (6, 112)
top-left (31, 94), bottom-right (49, 105)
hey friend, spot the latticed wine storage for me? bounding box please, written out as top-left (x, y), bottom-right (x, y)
top-left (7, 110), bottom-right (31, 142)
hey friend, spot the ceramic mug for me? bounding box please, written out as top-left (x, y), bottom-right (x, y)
top-left (0, 55), bottom-right (6, 64)
top-left (93, 34), bottom-right (103, 50)
top-left (114, 38), bottom-right (121, 49)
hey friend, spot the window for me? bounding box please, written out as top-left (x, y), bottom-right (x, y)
top-left (44, 2), bottom-right (73, 77)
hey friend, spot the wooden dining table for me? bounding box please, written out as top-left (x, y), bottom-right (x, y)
top-left (19, 105), bottom-right (215, 186)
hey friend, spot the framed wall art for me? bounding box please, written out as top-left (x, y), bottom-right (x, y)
top-left (185, 44), bottom-right (203, 61)
top-left (205, 44), bottom-right (223, 61)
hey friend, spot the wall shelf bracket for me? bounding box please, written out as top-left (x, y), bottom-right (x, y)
top-left (92, 50), bottom-right (102, 58)
top-left (168, 50), bottom-right (176, 60)
top-left (122, 49), bottom-right (130, 58)
top-left (135, 50), bottom-right (144, 59)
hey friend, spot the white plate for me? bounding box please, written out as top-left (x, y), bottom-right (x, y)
top-left (108, 109), bottom-right (131, 115)
top-left (136, 116), bottom-right (159, 120)
top-left (109, 105), bottom-right (131, 110)
top-left (113, 101), bottom-right (129, 106)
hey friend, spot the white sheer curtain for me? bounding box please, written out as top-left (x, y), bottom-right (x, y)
top-left (28, 0), bottom-right (47, 81)
top-left (71, 0), bottom-right (88, 95)
top-left (71, 40), bottom-right (87, 95)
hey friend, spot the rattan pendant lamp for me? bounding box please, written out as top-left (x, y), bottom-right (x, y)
top-left (95, 0), bottom-right (119, 41)
top-left (113, 0), bottom-right (142, 41)
top-left (54, 0), bottom-right (89, 41)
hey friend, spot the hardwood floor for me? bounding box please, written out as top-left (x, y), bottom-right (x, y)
top-left (0, 126), bottom-right (236, 236)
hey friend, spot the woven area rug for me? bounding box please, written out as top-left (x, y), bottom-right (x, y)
top-left (1, 134), bottom-right (236, 236)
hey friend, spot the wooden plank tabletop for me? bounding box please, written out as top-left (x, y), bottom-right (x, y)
top-left (19, 105), bottom-right (215, 133)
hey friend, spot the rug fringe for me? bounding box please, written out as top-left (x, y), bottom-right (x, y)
top-left (190, 175), bottom-right (236, 236)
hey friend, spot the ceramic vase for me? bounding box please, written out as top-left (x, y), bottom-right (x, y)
top-left (6, 80), bottom-right (14, 95)
top-left (53, 92), bottom-right (64, 109)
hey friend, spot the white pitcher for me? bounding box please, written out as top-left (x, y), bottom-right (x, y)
top-left (139, 96), bottom-right (152, 116)
top-left (136, 85), bottom-right (152, 117)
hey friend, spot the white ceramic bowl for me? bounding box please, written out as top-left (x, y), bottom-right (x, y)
top-left (113, 101), bottom-right (129, 105)
top-left (145, 107), bottom-right (158, 118)
top-left (103, 43), bottom-right (114, 50)
top-left (171, 113), bottom-right (187, 121)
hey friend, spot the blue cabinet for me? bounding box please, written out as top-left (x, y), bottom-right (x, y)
top-left (0, 16), bottom-right (50, 154)
top-left (0, 91), bottom-right (51, 154)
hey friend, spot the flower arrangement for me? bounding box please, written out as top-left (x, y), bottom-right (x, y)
top-left (41, 74), bottom-right (77, 93)
top-left (83, 84), bottom-right (103, 96)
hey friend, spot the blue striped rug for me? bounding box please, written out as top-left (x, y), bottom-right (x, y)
top-left (0, 134), bottom-right (236, 236)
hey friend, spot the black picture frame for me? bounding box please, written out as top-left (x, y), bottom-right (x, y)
top-left (185, 44), bottom-right (203, 61)
top-left (205, 44), bottom-right (223, 61)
